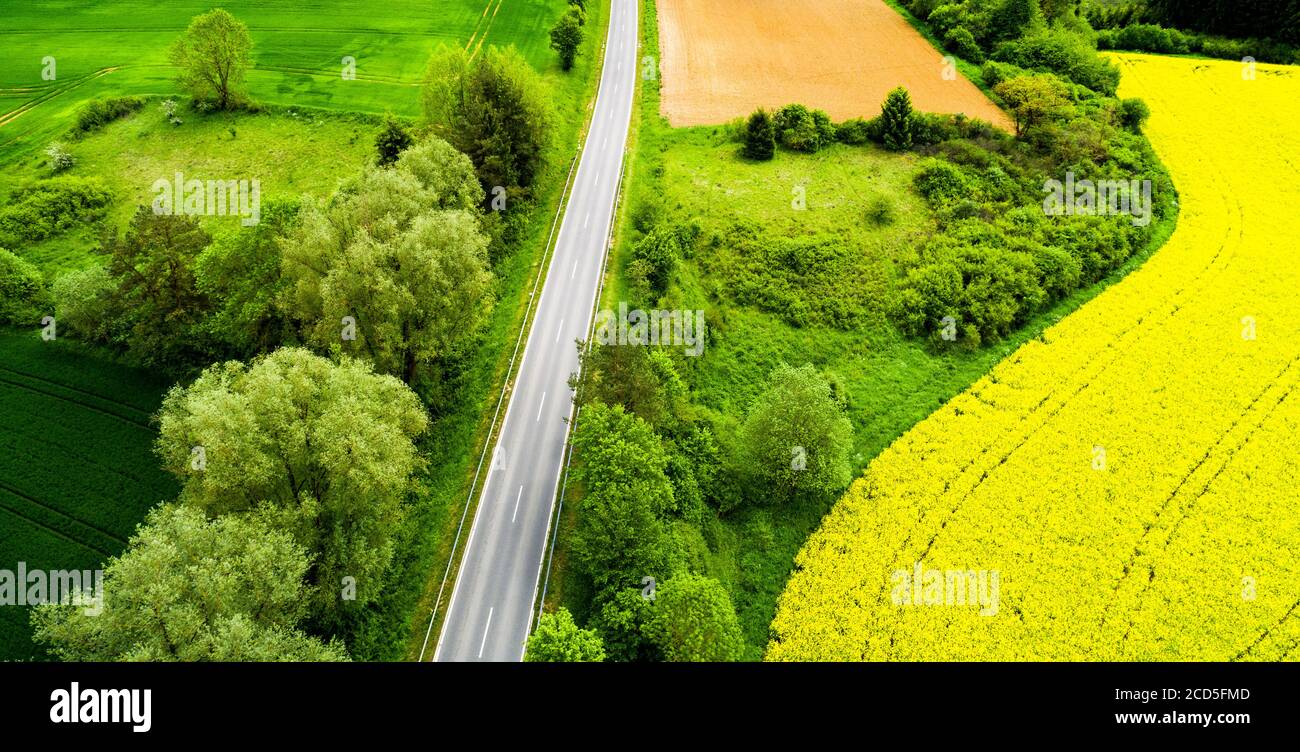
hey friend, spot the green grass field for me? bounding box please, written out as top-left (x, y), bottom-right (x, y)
top-left (0, 328), bottom-right (178, 660)
top-left (0, 0), bottom-right (568, 165)
top-left (544, 0), bottom-right (1178, 659)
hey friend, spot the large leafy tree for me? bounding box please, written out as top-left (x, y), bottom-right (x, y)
top-left (421, 46), bottom-right (551, 198)
top-left (169, 9), bottom-right (252, 109)
top-left (994, 74), bottom-right (1074, 137)
top-left (569, 341), bottom-right (684, 428)
top-left (32, 505), bottom-right (347, 662)
top-left (154, 348), bottom-right (428, 629)
top-left (193, 196), bottom-right (299, 360)
top-left (644, 574), bottom-right (744, 662)
top-left (525, 608), bottom-right (605, 662)
top-left (570, 403), bottom-right (674, 590)
top-left (737, 363), bottom-right (853, 502)
top-left (280, 145), bottom-right (493, 384)
top-left (104, 206), bottom-right (212, 371)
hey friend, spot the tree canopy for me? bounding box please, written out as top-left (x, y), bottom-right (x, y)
top-left (32, 505), bottom-right (347, 662)
top-left (155, 347), bottom-right (428, 629)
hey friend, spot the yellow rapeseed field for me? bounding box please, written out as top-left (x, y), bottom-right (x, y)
top-left (768, 54), bottom-right (1300, 661)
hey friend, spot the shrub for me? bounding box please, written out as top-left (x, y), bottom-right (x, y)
top-left (773, 104), bottom-right (830, 152)
top-left (743, 108), bottom-right (776, 160)
top-left (374, 114), bottom-right (414, 166)
top-left (0, 248), bottom-right (50, 325)
top-left (835, 118), bottom-right (873, 145)
top-left (865, 195), bottom-right (896, 227)
top-left (914, 160), bottom-right (971, 204)
top-left (44, 143), bottom-right (74, 173)
top-left (52, 265), bottom-right (117, 340)
top-left (894, 236), bottom-right (1044, 346)
top-left (72, 96), bottom-right (146, 135)
top-left (944, 25), bottom-right (985, 62)
top-left (994, 29), bottom-right (1121, 95)
top-left (0, 177), bottom-right (112, 247)
top-left (1117, 98), bottom-right (1151, 133)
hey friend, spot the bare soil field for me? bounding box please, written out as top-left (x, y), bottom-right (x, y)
top-left (657, 0), bottom-right (1013, 130)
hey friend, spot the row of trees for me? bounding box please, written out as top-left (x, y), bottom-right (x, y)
top-left (49, 136), bottom-right (496, 396)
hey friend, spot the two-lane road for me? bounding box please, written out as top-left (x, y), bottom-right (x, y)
top-left (434, 0), bottom-right (639, 662)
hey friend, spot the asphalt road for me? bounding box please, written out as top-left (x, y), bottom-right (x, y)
top-left (434, 0), bottom-right (639, 662)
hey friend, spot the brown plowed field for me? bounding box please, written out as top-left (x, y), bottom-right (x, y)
top-left (656, 0), bottom-right (1013, 131)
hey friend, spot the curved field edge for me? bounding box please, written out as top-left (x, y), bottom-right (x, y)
top-left (768, 54), bottom-right (1300, 661)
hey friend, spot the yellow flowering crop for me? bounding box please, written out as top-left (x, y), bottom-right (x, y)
top-left (768, 54), bottom-right (1300, 661)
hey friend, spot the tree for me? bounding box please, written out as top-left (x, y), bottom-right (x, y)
top-left (880, 87), bottom-right (915, 151)
top-left (644, 574), bottom-right (744, 662)
top-left (32, 505), bottom-right (347, 662)
top-left (103, 206), bottom-right (212, 371)
top-left (737, 363), bottom-right (853, 502)
top-left (193, 197), bottom-right (299, 359)
top-left (550, 8), bottom-right (585, 71)
top-left (280, 157), bottom-right (494, 384)
top-left (0, 248), bottom-right (50, 325)
top-left (374, 114), bottom-right (414, 166)
top-left (395, 137), bottom-right (484, 212)
top-left (525, 608), bottom-right (605, 661)
top-left (993, 74), bottom-right (1073, 136)
top-left (169, 9), bottom-right (252, 109)
top-left (154, 348), bottom-right (429, 630)
top-left (570, 403), bottom-right (674, 589)
top-left (569, 341), bottom-right (684, 428)
top-left (989, 0), bottom-right (1044, 43)
top-left (422, 46), bottom-right (551, 198)
top-left (52, 265), bottom-right (116, 341)
top-left (743, 108), bottom-right (776, 160)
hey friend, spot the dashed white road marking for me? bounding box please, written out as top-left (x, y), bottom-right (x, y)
top-left (478, 607), bottom-right (494, 659)
top-left (512, 485), bottom-right (523, 523)
top-left (555, 318), bottom-right (564, 343)
top-left (536, 391), bottom-right (546, 422)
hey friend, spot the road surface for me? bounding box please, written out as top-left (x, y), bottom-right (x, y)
top-left (434, 0), bottom-right (639, 662)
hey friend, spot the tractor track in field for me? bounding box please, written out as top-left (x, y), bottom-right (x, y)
top-left (0, 374), bottom-right (155, 432)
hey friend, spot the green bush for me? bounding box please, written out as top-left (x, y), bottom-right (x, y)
top-left (835, 118), bottom-right (874, 145)
top-left (773, 104), bottom-right (832, 152)
top-left (0, 248), bottom-right (50, 325)
top-left (743, 108), bottom-right (776, 160)
top-left (865, 195), bottom-right (896, 227)
top-left (72, 96), bottom-right (146, 135)
top-left (1117, 98), bottom-right (1151, 133)
top-left (0, 177), bottom-right (112, 247)
top-left (944, 25), bottom-right (985, 62)
top-left (52, 265), bottom-right (118, 340)
top-left (993, 29), bottom-right (1121, 95)
top-left (914, 160), bottom-right (971, 204)
top-left (894, 235), bottom-right (1044, 347)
